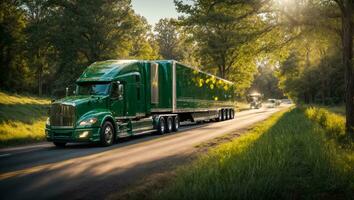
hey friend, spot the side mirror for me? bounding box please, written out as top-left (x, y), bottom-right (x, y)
top-left (118, 84), bottom-right (123, 95)
top-left (118, 83), bottom-right (124, 100)
top-left (111, 82), bottom-right (124, 100)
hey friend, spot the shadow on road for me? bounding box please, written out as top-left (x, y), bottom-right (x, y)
top-left (0, 122), bottom-right (212, 174)
top-left (0, 152), bottom-right (192, 200)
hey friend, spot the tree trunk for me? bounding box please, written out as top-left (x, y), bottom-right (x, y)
top-left (342, 0), bottom-right (353, 135)
top-left (38, 66), bottom-right (43, 96)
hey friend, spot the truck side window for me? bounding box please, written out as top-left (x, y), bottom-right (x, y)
top-left (111, 82), bottom-right (119, 98)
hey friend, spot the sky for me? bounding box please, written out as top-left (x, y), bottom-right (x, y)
top-left (131, 0), bottom-right (180, 26)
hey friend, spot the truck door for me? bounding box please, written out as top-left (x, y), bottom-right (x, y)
top-left (110, 81), bottom-right (125, 117)
top-left (135, 74), bottom-right (144, 116)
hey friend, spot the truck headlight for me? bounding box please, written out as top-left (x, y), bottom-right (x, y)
top-left (79, 118), bottom-right (98, 126)
top-left (46, 117), bottom-right (50, 126)
top-left (79, 131), bottom-right (90, 138)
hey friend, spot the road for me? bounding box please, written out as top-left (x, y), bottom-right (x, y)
top-left (0, 105), bottom-right (290, 200)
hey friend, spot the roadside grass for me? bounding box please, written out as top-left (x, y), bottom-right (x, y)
top-left (154, 108), bottom-right (353, 200)
top-left (304, 106), bottom-right (348, 142)
top-left (0, 91), bottom-right (50, 147)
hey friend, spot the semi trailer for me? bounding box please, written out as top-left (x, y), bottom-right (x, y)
top-left (45, 60), bottom-right (235, 147)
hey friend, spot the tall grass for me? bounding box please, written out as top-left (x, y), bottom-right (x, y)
top-left (0, 91), bottom-right (50, 147)
top-left (154, 109), bottom-right (353, 200)
top-left (304, 107), bottom-right (349, 143)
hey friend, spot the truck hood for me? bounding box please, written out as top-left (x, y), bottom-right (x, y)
top-left (53, 95), bottom-right (110, 120)
top-left (54, 95), bottom-right (109, 106)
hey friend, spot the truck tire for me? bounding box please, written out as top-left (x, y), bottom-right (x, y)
top-left (223, 110), bottom-right (227, 120)
top-left (100, 121), bottom-right (114, 146)
top-left (225, 110), bottom-right (229, 120)
top-left (157, 117), bottom-right (166, 134)
top-left (172, 116), bottom-right (179, 131)
top-left (220, 110), bottom-right (225, 121)
top-left (166, 117), bottom-right (173, 133)
top-left (229, 109), bottom-right (232, 119)
top-left (53, 142), bottom-right (66, 147)
top-left (216, 110), bottom-right (222, 121)
top-left (231, 109), bottom-right (235, 119)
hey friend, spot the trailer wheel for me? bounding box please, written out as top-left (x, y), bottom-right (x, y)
top-left (53, 142), bottom-right (66, 148)
top-left (100, 121), bottom-right (114, 146)
top-left (231, 109), bottom-right (235, 119)
top-left (223, 109), bottom-right (228, 120)
top-left (172, 116), bottom-right (179, 131)
top-left (217, 110), bottom-right (222, 121)
top-left (157, 117), bottom-right (166, 134)
top-left (166, 117), bottom-right (173, 133)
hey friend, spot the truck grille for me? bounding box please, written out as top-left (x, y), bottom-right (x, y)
top-left (50, 104), bottom-right (75, 127)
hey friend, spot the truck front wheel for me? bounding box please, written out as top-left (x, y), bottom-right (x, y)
top-left (100, 121), bottom-right (114, 146)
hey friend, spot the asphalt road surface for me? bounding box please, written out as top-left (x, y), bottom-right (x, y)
top-left (0, 105), bottom-right (291, 200)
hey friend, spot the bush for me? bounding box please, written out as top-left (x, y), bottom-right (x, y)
top-left (304, 107), bottom-right (346, 139)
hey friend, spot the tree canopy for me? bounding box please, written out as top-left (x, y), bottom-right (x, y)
top-left (0, 0), bottom-right (352, 133)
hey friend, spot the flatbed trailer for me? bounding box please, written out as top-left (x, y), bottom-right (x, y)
top-left (45, 60), bottom-right (236, 147)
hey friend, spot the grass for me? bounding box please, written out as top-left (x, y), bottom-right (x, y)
top-left (304, 107), bottom-right (347, 140)
top-left (153, 108), bottom-right (353, 200)
top-left (0, 91), bottom-right (50, 147)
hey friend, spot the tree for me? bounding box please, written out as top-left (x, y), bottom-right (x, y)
top-left (48, 0), bottom-right (137, 95)
top-left (23, 0), bottom-right (54, 96)
top-left (0, 0), bottom-right (29, 92)
top-left (154, 18), bottom-right (184, 60)
top-left (335, 0), bottom-right (353, 135)
top-left (272, 0), bottom-right (353, 134)
top-left (128, 15), bottom-right (159, 60)
top-left (174, 0), bottom-right (279, 96)
top-left (250, 62), bottom-right (283, 99)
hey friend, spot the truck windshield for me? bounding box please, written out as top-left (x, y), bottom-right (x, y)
top-left (76, 82), bottom-right (110, 95)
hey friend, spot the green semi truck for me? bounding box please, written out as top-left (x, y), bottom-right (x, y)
top-left (45, 60), bottom-right (235, 147)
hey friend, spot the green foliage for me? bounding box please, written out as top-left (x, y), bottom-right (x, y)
top-left (154, 108), bottom-right (353, 199)
top-left (128, 15), bottom-right (160, 60)
top-left (277, 45), bottom-right (345, 104)
top-left (0, 0), bottom-right (160, 97)
top-left (304, 107), bottom-right (348, 141)
top-left (154, 18), bottom-right (182, 60)
top-left (0, 91), bottom-right (50, 147)
top-left (249, 62), bottom-right (284, 99)
top-left (0, 0), bottom-right (29, 92)
top-left (174, 0), bottom-right (272, 95)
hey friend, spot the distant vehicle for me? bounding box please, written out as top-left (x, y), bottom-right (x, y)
top-left (45, 60), bottom-right (236, 147)
top-left (247, 93), bottom-right (262, 109)
top-left (266, 99), bottom-right (277, 108)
